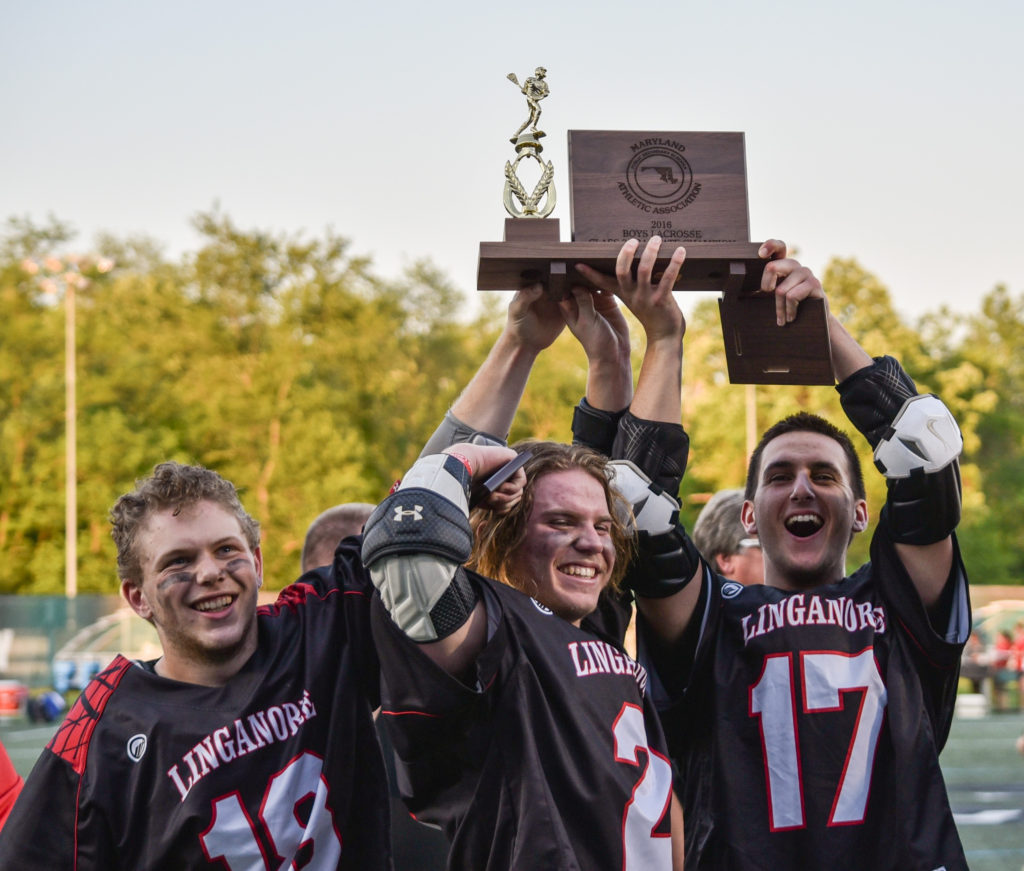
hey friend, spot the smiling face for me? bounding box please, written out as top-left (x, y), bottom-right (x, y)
top-left (506, 469), bottom-right (616, 625)
top-left (122, 500), bottom-right (263, 686)
top-left (742, 431), bottom-right (868, 591)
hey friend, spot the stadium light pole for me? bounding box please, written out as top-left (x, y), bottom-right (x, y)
top-left (64, 270), bottom-right (78, 600)
top-left (26, 255), bottom-right (112, 600)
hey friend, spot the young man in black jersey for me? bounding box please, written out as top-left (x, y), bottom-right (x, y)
top-left (580, 243), bottom-right (970, 869)
top-left (0, 463), bottom-right (390, 870)
top-left (361, 238), bottom-right (692, 870)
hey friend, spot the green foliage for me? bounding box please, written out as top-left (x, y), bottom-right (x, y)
top-left (0, 213), bottom-right (495, 592)
top-left (0, 214), bottom-right (1021, 593)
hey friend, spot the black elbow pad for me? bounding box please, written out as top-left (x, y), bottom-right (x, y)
top-left (837, 355), bottom-right (918, 448)
top-left (627, 526), bottom-right (703, 599)
top-left (362, 489), bottom-right (472, 567)
top-left (882, 461), bottom-right (962, 545)
top-left (571, 397), bottom-right (625, 454)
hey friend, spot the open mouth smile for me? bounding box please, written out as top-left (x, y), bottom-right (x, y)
top-left (560, 564), bottom-right (598, 580)
top-left (193, 595), bottom-right (234, 613)
top-left (784, 514), bottom-right (823, 538)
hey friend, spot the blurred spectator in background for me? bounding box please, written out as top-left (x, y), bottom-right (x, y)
top-left (992, 629), bottom-right (1016, 711)
top-left (691, 489), bottom-right (764, 586)
top-left (300, 503), bottom-right (376, 571)
top-left (960, 631), bottom-right (989, 695)
top-left (0, 739), bottom-right (22, 831)
top-left (1012, 621), bottom-right (1024, 703)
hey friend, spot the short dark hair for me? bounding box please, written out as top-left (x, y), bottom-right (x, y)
top-left (110, 462), bottom-right (260, 584)
top-left (745, 413), bottom-right (866, 502)
top-left (469, 441), bottom-right (634, 596)
top-left (301, 503), bottom-right (375, 572)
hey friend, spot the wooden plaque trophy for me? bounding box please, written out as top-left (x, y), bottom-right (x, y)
top-left (478, 68), bottom-right (833, 385)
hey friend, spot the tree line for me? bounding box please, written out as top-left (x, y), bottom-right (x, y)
top-left (0, 211), bottom-right (1020, 593)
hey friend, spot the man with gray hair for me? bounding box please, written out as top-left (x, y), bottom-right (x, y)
top-left (691, 489), bottom-right (764, 586)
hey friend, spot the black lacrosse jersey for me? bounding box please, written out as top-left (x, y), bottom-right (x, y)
top-left (649, 526), bottom-right (969, 871)
top-left (0, 539), bottom-right (390, 870)
top-left (372, 573), bottom-right (675, 871)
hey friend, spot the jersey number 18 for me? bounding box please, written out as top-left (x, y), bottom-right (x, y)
top-left (200, 751), bottom-right (342, 869)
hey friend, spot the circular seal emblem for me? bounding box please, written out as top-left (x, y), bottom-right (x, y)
top-left (720, 581), bottom-right (744, 600)
top-left (127, 733), bottom-right (148, 763)
top-left (531, 598), bottom-right (554, 616)
top-left (625, 143), bottom-right (694, 206)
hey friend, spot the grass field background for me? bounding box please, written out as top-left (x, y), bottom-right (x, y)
top-left (3, 707), bottom-right (1023, 868)
top-left (945, 708), bottom-right (1024, 870)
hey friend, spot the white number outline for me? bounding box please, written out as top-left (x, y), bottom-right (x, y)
top-left (749, 647), bottom-right (887, 831)
top-left (612, 702), bottom-right (673, 870)
top-left (199, 750), bottom-right (343, 869)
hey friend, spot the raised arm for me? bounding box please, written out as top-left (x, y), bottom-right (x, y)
top-left (559, 278), bottom-right (634, 413)
top-left (421, 285), bottom-right (565, 455)
top-left (576, 237), bottom-right (704, 645)
top-left (762, 244), bottom-right (963, 609)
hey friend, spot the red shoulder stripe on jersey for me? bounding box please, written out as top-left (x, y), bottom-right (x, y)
top-left (47, 655), bottom-right (134, 775)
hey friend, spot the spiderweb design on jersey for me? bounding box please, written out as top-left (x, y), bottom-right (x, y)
top-left (46, 656), bottom-right (133, 775)
top-left (259, 580), bottom-right (365, 618)
top-left (260, 581), bottom-right (323, 617)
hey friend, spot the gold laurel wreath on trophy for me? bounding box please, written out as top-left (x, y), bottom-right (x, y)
top-left (504, 159), bottom-right (555, 217)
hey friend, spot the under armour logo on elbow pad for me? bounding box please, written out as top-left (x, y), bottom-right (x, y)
top-left (393, 505), bottom-right (424, 522)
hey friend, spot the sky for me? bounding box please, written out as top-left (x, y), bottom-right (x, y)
top-left (2, 0), bottom-right (1022, 322)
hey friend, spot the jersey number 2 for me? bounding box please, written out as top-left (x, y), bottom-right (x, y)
top-left (613, 703), bottom-right (673, 870)
top-left (200, 751), bottom-right (342, 869)
top-left (749, 648), bottom-right (887, 830)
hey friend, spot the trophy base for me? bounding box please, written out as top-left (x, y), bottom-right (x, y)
top-left (477, 223), bottom-right (833, 385)
top-left (478, 238), bottom-right (767, 294)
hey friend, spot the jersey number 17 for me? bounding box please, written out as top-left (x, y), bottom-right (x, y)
top-left (750, 648), bottom-right (887, 830)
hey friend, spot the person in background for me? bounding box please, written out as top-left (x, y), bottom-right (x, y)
top-left (301, 503), bottom-right (376, 571)
top-left (992, 628), bottom-right (1015, 711)
top-left (691, 489), bottom-right (764, 586)
top-left (959, 630), bottom-right (989, 696)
